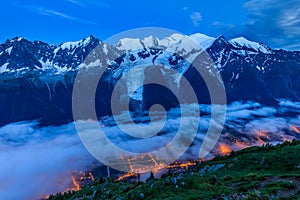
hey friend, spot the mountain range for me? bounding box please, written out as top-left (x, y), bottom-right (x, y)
top-left (0, 33), bottom-right (299, 126)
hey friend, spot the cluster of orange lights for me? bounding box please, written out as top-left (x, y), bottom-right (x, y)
top-left (117, 172), bottom-right (135, 181)
top-left (79, 172), bottom-right (95, 182)
top-left (120, 153), bottom-right (166, 173)
top-left (116, 153), bottom-right (201, 181)
top-left (117, 161), bottom-right (198, 181)
top-left (116, 153), bottom-right (166, 181)
top-left (166, 161), bottom-right (197, 169)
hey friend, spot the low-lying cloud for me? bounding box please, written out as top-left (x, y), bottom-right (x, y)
top-left (1, 100), bottom-right (300, 199)
top-left (0, 123), bottom-right (96, 200)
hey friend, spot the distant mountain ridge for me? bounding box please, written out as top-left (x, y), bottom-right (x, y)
top-left (0, 33), bottom-right (299, 126)
top-left (0, 33), bottom-right (277, 74)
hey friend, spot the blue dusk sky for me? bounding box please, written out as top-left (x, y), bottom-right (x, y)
top-left (0, 0), bottom-right (299, 50)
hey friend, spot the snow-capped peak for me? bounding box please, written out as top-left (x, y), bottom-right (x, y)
top-left (9, 37), bottom-right (24, 43)
top-left (117, 35), bottom-right (161, 51)
top-left (116, 33), bottom-right (216, 51)
top-left (189, 33), bottom-right (216, 49)
top-left (116, 38), bottom-right (144, 51)
top-left (159, 33), bottom-right (185, 47)
top-left (142, 36), bottom-right (159, 48)
top-left (55, 35), bottom-right (98, 53)
top-left (230, 37), bottom-right (271, 54)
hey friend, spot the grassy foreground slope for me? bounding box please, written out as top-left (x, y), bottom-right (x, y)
top-left (49, 140), bottom-right (300, 200)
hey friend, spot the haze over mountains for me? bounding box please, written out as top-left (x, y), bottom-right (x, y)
top-left (0, 33), bottom-right (300, 126)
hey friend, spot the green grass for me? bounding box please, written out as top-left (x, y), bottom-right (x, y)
top-left (49, 140), bottom-right (300, 200)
